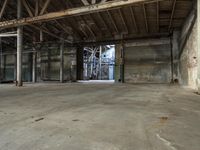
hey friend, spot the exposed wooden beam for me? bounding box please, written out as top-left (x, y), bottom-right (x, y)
top-left (168, 0), bottom-right (176, 32)
top-left (143, 3), bottom-right (148, 33)
top-left (22, 0), bottom-right (34, 17)
top-left (92, 0), bottom-right (96, 4)
top-left (97, 12), bottom-right (112, 36)
top-left (89, 14), bottom-right (103, 36)
top-left (157, 0), bottom-right (159, 32)
top-left (118, 9), bottom-right (128, 34)
top-left (35, 0), bottom-right (39, 16)
top-left (0, 0), bottom-right (9, 20)
top-left (130, 6), bottom-right (138, 33)
top-left (29, 24), bottom-right (72, 43)
top-left (81, 0), bottom-right (90, 6)
top-left (0, 0), bottom-right (153, 29)
top-left (80, 15), bottom-right (96, 39)
top-left (101, 0), bottom-right (107, 3)
top-left (39, 0), bottom-right (51, 15)
top-left (107, 10), bottom-right (119, 33)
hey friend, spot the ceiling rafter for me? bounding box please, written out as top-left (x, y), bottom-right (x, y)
top-left (157, 0), bottom-right (159, 32)
top-left (143, 3), bottom-right (148, 33)
top-left (130, 6), bottom-right (138, 33)
top-left (107, 10), bottom-right (119, 34)
top-left (118, 9), bottom-right (129, 34)
top-left (35, 0), bottom-right (39, 16)
top-left (0, 0), bottom-right (9, 20)
top-left (39, 0), bottom-right (51, 15)
top-left (168, 0), bottom-right (176, 32)
top-left (97, 12), bottom-right (112, 36)
top-left (88, 14), bottom-right (103, 36)
top-left (22, 0), bottom-right (34, 17)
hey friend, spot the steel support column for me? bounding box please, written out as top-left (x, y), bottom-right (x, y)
top-left (60, 39), bottom-right (64, 83)
top-left (197, 0), bottom-right (200, 93)
top-left (32, 51), bottom-right (37, 83)
top-left (16, 0), bottom-right (23, 86)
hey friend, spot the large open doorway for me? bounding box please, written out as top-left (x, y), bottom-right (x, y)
top-left (83, 45), bottom-right (115, 81)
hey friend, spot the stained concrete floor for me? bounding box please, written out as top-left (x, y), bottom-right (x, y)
top-left (0, 83), bottom-right (200, 150)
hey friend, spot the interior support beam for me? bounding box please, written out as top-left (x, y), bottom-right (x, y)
top-left (98, 12), bottom-right (112, 36)
top-left (35, 0), bottom-right (39, 16)
top-left (16, 0), bottom-right (23, 86)
top-left (107, 10), bottom-right (119, 34)
top-left (168, 0), bottom-right (176, 32)
top-left (0, 0), bottom-right (9, 19)
top-left (81, 0), bottom-right (90, 6)
top-left (143, 3), bottom-right (148, 33)
top-left (157, 0), bottom-right (159, 32)
top-left (22, 0), bottom-right (34, 17)
top-left (130, 6), bottom-right (138, 33)
top-left (60, 38), bottom-right (64, 83)
top-left (0, 0), bottom-right (153, 29)
top-left (118, 9), bottom-right (128, 34)
top-left (39, 0), bottom-right (51, 15)
top-left (198, 0), bottom-right (200, 93)
top-left (32, 49), bottom-right (37, 83)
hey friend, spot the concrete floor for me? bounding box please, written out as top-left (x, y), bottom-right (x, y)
top-left (0, 83), bottom-right (200, 150)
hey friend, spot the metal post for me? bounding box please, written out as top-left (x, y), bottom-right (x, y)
top-left (99, 45), bottom-right (102, 80)
top-left (16, 0), bottom-right (23, 86)
top-left (198, 0), bottom-right (200, 93)
top-left (120, 43), bottom-right (124, 83)
top-left (32, 51), bottom-right (37, 83)
top-left (60, 39), bottom-right (64, 83)
top-left (0, 38), bottom-right (2, 82)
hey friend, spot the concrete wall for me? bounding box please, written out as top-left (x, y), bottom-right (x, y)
top-left (0, 45), bottom-right (77, 83)
top-left (40, 46), bottom-right (77, 81)
top-left (123, 39), bottom-right (172, 83)
top-left (179, 20), bottom-right (198, 89)
top-left (178, 5), bottom-right (198, 90)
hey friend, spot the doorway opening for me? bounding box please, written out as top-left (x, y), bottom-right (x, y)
top-left (83, 45), bottom-right (115, 81)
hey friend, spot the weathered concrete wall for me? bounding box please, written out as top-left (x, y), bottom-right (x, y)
top-left (179, 18), bottom-right (198, 89)
top-left (40, 46), bottom-right (77, 81)
top-left (124, 39), bottom-right (172, 83)
top-left (0, 45), bottom-right (77, 83)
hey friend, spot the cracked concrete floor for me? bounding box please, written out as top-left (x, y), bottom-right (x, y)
top-left (0, 83), bottom-right (200, 150)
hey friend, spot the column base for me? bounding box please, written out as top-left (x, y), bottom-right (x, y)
top-left (15, 81), bottom-right (23, 87)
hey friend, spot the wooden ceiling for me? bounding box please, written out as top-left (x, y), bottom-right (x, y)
top-left (0, 0), bottom-right (195, 45)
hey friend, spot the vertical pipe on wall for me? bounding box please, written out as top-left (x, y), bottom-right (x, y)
top-left (16, 0), bottom-right (23, 86)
